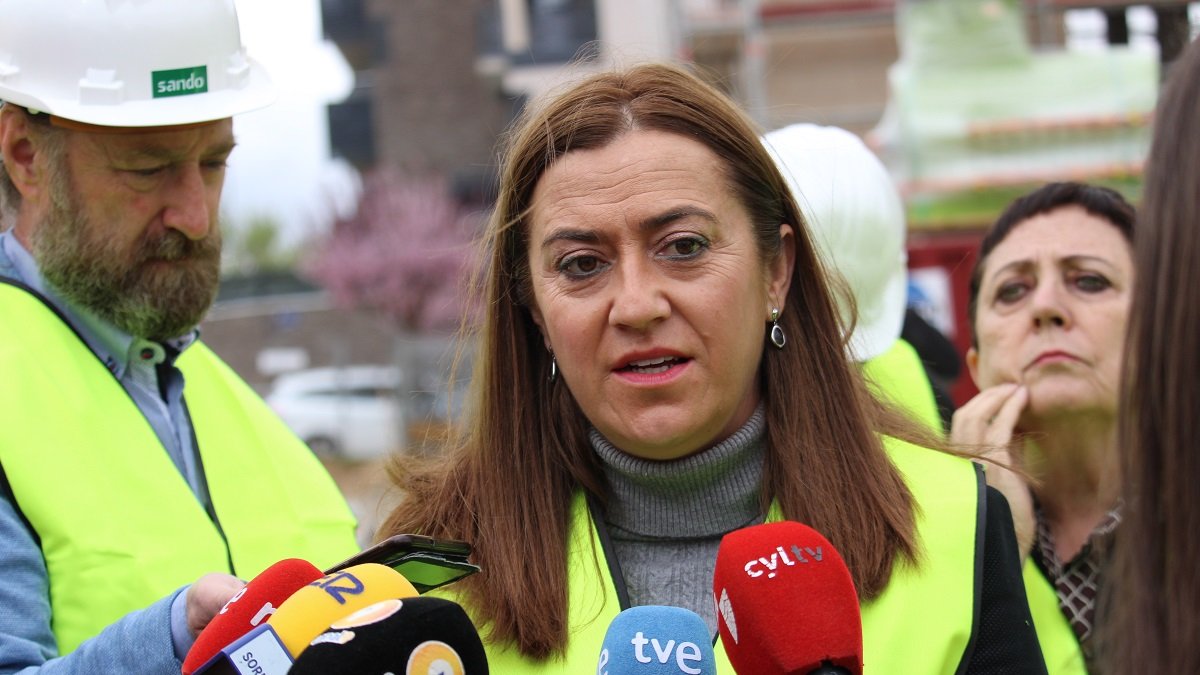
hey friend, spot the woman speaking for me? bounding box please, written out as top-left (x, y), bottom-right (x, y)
top-left (381, 62), bottom-right (1045, 673)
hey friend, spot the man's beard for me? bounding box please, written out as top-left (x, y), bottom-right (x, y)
top-left (32, 167), bottom-right (222, 341)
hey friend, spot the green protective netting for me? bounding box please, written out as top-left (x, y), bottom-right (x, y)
top-left (873, 0), bottom-right (1157, 228)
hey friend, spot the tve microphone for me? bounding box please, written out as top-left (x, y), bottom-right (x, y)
top-left (266, 562), bottom-right (419, 657)
top-left (713, 521), bottom-right (862, 675)
top-left (288, 596), bottom-right (489, 674)
top-left (596, 605), bottom-right (717, 675)
top-left (183, 558), bottom-right (323, 674)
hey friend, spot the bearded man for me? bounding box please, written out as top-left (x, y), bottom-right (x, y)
top-left (0, 3), bottom-right (357, 673)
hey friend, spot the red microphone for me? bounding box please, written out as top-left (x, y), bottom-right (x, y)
top-left (713, 521), bottom-right (863, 675)
top-left (182, 558), bottom-right (323, 674)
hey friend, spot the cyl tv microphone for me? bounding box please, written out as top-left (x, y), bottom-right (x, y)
top-left (713, 521), bottom-right (862, 674)
top-left (289, 596), bottom-right (489, 674)
top-left (597, 605), bottom-right (717, 675)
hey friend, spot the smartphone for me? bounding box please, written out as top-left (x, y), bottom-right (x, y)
top-left (324, 534), bottom-right (481, 594)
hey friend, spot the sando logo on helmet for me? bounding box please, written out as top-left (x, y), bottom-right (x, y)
top-left (152, 66), bottom-right (208, 98)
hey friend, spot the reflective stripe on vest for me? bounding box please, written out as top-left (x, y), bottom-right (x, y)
top-left (0, 282), bottom-right (358, 653)
top-left (1024, 559), bottom-right (1088, 675)
top-left (862, 338), bottom-right (944, 434)
top-left (477, 437), bottom-right (982, 673)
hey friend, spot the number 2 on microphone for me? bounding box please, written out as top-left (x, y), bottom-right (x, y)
top-left (312, 571), bottom-right (365, 605)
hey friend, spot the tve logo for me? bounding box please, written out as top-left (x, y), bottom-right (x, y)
top-left (597, 632), bottom-right (706, 675)
top-left (152, 66), bottom-right (208, 98)
top-left (743, 544), bottom-right (824, 579)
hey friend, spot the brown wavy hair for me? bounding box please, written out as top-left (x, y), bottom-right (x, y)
top-left (1106, 39), bottom-right (1200, 674)
top-left (381, 62), bottom-right (928, 659)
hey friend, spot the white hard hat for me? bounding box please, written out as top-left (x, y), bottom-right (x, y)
top-left (763, 123), bottom-right (908, 363)
top-left (0, 0), bottom-right (274, 127)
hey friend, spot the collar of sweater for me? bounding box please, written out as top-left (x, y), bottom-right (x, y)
top-left (589, 405), bottom-right (766, 540)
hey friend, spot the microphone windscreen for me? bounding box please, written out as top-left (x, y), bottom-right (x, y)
top-left (288, 596), bottom-right (489, 674)
top-left (266, 562), bottom-right (419, 657)
top-left (183, 558), bottom-right (323, 674)
top-left (713, 521), bottom-right (863, 675)
top-left (597, 605), bottom-right (717, 675)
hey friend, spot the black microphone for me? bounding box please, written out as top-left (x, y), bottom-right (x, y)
top-left (287, 596), bottom-right (489, 674)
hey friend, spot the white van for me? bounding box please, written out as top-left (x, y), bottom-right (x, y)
top-left (266, 365), bottom-right (405, 461)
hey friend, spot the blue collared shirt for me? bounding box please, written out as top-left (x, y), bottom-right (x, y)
top-left (0, 230), bottom-right (204, 673)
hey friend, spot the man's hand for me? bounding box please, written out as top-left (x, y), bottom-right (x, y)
top-left (185, 573), bottom-right (246, 638)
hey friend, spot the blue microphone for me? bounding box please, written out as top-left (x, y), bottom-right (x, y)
top-left (597, 606), bottom-right (717, 675)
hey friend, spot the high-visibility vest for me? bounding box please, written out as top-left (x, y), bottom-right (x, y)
top-left (862, 337), bottom-right (944, 434)
top-left (457, 437), bottom-right (983, 673)
top-left (0, 281), bottom-right (358, 653)
top-left (1024, 559), bottom-right (1088, 674)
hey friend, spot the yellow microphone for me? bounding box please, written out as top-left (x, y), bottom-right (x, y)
top-left (266, 562), bottom-right (418, 657)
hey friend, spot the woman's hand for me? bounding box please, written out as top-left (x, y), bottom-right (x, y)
top-left (186, 573), bottom-right (246, 638)
top-left (951, 383), bottom-right (1034, 561)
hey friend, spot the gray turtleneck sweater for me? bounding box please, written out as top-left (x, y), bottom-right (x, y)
top-left (589, 405), bottom-right (766, 635)
top-left (589, 404), bottom-right (1052, 673)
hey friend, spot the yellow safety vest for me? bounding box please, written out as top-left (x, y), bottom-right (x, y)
top-left (862, 337), bottom-right (945, 434)
top-left (0, 282), bottom-right (358, 653)
top-left (460, 438), bottom-right (982, 673)
top-left (1024, 559), bottom-right (1088, 674)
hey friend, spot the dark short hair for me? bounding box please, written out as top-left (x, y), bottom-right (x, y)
top-left (966, 181), bottom-right (1136, 347)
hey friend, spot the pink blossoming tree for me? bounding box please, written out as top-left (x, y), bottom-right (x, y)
top-left (306, 167), bottom-right (481, 333)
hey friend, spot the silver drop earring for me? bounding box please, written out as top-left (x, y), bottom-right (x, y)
top-left (769, 308), bottom-right (787, 349)
top-left (549, 355), bottom-right (558, 382)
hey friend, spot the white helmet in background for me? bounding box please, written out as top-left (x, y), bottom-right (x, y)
top-left (0, 0), bottom-right (274, 127)
top-left (763, 123), bottom-right (908, 363)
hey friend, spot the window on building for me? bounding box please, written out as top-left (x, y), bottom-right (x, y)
top-left (518, 0), bottom-right (597, 64)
